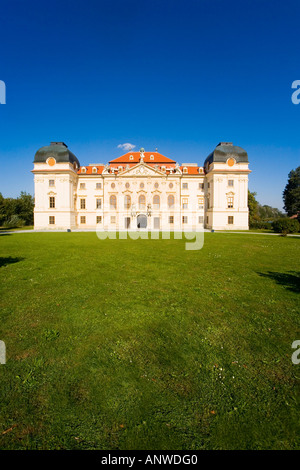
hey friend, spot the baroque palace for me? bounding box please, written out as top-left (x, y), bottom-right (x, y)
top-left (32, 142), bottom-right (251, 231)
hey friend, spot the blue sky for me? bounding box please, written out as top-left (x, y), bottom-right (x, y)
top-left (0, 0), bottom-right (299, 210)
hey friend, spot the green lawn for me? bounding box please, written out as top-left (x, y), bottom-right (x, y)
top-left (0, 232), bottom-right (299, 450)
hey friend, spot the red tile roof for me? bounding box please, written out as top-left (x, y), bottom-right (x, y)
top-left (180, 166), bottom-right (203, 175)
top-left (109, 151), bottom-right (176, 164)
top-left (76, 159), bottom-right (204, 176)
top-left (77, 165), bottom-right (104, 175)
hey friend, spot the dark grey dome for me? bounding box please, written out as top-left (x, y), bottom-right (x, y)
top-left (204, 142), bottom-right (248, 167)
top-left (34, 142), bottom-right (80, 167)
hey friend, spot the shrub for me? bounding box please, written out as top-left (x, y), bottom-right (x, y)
top-left (3, 215), bottom-right (25, 229)
top-left (249, 220), bottom-right (272, 230)
top-left (272, 218), bottom-right (300, 234)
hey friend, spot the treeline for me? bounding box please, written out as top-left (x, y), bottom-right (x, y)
top-left (248, 193), bottom-right (299, 234)
top-left (248, 190), bottom-right (285, 229)
top-left (248, 165), bottom-right (300, 233)
top-left (0, 192), bottom-right (34, 228)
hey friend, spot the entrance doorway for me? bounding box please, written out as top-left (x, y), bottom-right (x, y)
top-left (125, 217), bottom-right (131, 229)
top-left (137, 214), bottom-right (147, 228)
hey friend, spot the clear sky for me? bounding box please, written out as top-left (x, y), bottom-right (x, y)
top-left (0, 0), bottom-right (299, 210)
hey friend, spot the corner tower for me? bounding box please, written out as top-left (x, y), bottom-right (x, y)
top-left (32, 142), bottom-right (80, 230)
top-left (204, 142), bottom-right (251, 230)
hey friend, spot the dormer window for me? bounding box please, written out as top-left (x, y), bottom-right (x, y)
top-left (150, 155), bottom-right (154, 160)
top-left (92, 167), bottom-right (97, 174)
top-left (161, 166), bottom-right (166, 172)
top-left (129, 155), bottom-right (134, 160)
top-left (183, 167), bottom-right (188, 174)
top-left (198, 167), bottom-right (204, 174)
top-left (81, 167), bottom-right (86, 174)
top-left (118, 166), bottom-right (123, 172)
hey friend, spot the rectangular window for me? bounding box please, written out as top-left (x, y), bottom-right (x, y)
top-left (198, 216), bottom-right (204, 223)
top-left (182, 183), bottom-right (188, 189)
top-left (49, 196), bottom-right (55, 208)
top-left (96, 198), bottom-right (102, 209)
top-left (80, 198), bottom-right (86, 209)
top-left (227, 197), bottom-right (234, 208)
top-left (80, 183), bottom-right (86, 189)
top-left (169, 216), bottom-right (174, 224)
top-left (182, 198), bottom-right (188, 209)
top-left (198, 183), bottom-right (204, 189)
top-left (49, 179), bottom-right (55, 187)
top-left (198, 197), bottom-right (204, 210)
top-left (228, 180), bottom-right (234, 187)
top-left (111, 216), bottom-right (116, 224)
top-left (228, 216), bottom-right (234, 225)
top-left (182, 216), bottom-right (188, 224)
top-left (80, 216), bottom-right (86, 224)
top-left (49, 216), bottom-right (55, 225)
top-left (96, 216), bottom-right (102, 224)
top-left (96, 183), bottom-right (102, 189)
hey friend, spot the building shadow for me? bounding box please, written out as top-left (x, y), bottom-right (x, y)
top-left (0, 257), bottom-right (24, 268)
top-left (258, 271), bottom-right (300, 294)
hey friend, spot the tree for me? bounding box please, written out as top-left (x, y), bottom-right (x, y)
top-left (16, 192), bottom-right (34, 225)
top-left (257, 204), bottom-right (285, 220)
top-left (0, 191), bottom-right (34, 227)
top-left (283, 166), bottom-right (300, 217)
top-left (248, 191), bottom-right (259, 226)
top-left (0, 193), bottom-right (5, 225)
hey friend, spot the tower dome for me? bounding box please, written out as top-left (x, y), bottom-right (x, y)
top-left (34, 142), bottom-right (80, 167)
top-left (204, 142), bottom-right (248, 167)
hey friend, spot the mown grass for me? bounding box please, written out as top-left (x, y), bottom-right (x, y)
top-left (0, 232), bottom-right (299, 450)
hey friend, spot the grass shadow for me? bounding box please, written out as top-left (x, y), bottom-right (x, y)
top-left (0, 256), bottom-right (25, 268)
top-left (258, 271), bottom-right (300, 293)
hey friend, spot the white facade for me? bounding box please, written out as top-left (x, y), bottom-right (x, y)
top-left (32, 142), bottom-right (251, 231)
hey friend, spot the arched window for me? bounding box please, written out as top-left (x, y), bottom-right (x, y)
top-left (124, 195), bottom-right (131, 210)
top-left (139, 194), bottom-right (146, 210)
top-left (153, 195), bottom-right (160, 209)
top-left (168, 195), bottom-right (175, 209)
top-left (110, 195), bottom-right (117, 210)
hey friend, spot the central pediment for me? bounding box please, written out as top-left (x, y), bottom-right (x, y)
top-left (119, 162), bottom-right (166, 176)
